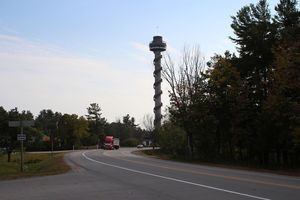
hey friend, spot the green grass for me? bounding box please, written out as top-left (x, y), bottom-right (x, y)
top-left (0, 152), bottom-right (71, 180)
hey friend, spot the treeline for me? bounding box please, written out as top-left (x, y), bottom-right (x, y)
top-left (0, 103), bottom-right (149, 161)
top-left (159, 0), bottom-right (300, 167)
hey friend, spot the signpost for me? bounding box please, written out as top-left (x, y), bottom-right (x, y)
top-left (8, 120), bottom-right (34, 172)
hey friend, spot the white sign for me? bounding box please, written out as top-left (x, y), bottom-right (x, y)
top-left (9, 121), bottom-right (34, 127)
top-left (17, 134), bottom-right (26, 141)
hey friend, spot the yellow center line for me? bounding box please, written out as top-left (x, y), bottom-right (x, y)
top-left (103, 151), bottom-right (300, 190)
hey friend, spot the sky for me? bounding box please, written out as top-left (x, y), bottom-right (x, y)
top-left (0, 0), bottom-right (279, 126)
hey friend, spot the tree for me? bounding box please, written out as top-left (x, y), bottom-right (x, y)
top-left (123, 114), bottom-right (137, 128)
top-left (121, 137), bottom-right (140, 147)
top-left (86, 103), bottom-right (102, 121)
top-left (36, 110), bottom-right (61, 133)
top-left (264, 34), bottom-right (300, 165)
top-left (163, 46), bottom-right (206, 156)
top-left (205, 52), bottom-right (262, 161)
top-left (155, 0), bottom-right (300, 166)
top-left (58, 114), bottom-right (88, 149)
top-left (0, 108), bottom-right (33, 162)
top-left (86, 103), bottom-right (106, 145)
top-left (122, 114), bottom-right (143, 142)
top-left (274, 0), bottom-right (300, 43)
top-left (229, 0), bottom-right (281, 165)
top-left (254, 0), bottom-right (300, 165)
top-left (158, 122), bottom-right (187, 158)
top-left (74, 116), bottom-right (89, 145)
top-left (0, 107), bottom-right (9, 161)
top-left (35, 109), bottom-right (62, 150)
top-left (142, 114), bottom-right (154, 146)
top-left (142, 114), bottom-right (154, 132)
top-left (230, 0), bottom-right (276, 107)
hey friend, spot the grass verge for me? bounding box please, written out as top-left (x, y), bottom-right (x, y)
top-left (0, 152), bottom-right (71, 180)
top-left (139, 149), bottom-right (300, 177)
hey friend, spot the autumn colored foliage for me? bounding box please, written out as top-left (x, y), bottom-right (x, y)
top-left (161, 0), bottom-right (300, 167)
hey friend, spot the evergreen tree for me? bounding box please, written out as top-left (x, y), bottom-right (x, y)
top-left (274, 0), bottom-right (300, 43)
top-left (86, 103), bottom-right (106, 144)
top-left (231, 0), bottom-right (276, 105)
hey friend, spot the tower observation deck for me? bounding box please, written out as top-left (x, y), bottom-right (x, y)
top-left (149, 36), bottom-right (166, 130)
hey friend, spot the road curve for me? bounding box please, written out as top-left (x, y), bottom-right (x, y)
top-left (0, 148), bottom-right (299, 200)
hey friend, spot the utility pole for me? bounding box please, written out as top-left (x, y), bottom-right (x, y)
top-left (20, 121), bottom-right (24, 172)
top-left (50, 129), bottom-right (54, 158)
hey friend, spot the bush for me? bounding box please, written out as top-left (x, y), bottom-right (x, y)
top-left (193, 115), bottom-right (218, 160)
top-left (158, 123), bottom-right (187, 157)
top-left (121, 138), bottom-right (140, 147)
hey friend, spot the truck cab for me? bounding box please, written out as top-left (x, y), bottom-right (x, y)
top-left (104, 136), bottom-right (114, 150)
top-left (104, 136), bottom-right (120, 150)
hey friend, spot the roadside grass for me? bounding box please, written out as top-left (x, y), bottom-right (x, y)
top-left (0, 152), bottom-right (71, 180)
top-left (139, 149), bottom-right (300, 177)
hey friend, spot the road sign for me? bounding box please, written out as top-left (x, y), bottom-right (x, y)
top-left (17, 134), bottom-right (26, 141)
top-left (8, 121), bottom-right (21, 127)
top-left (9, 120), bottom-right (34, 127)
top-left (44, 136), bottom-right (50, 141)
top-left (8, 120), bottom-right (33, 173)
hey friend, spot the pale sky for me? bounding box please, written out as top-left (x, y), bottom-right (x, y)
top-left (0, 0), bottom-right (279, 125)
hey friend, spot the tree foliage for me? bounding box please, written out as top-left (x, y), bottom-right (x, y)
top-left (0, 105), bottom-right (149, 152)
top-left (86, 103), bottom-right (106, 144)
top-left (0, 107), bottom-right (34, 162)
top-left (105, 114), bottom-right (146, 146)
top-left (163, 46), bottom-right (206, 156)
top-left (58, 114), bottom-right (89, 149)
top-left (158, 122), bottom-right (187, 158)
top-left (161, 0), bottom-right (300, 166)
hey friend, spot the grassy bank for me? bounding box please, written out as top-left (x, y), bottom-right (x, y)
top-left (0, 152), bottom-right (71, 180)
top-left (140, 149), bottom-right (300, 177)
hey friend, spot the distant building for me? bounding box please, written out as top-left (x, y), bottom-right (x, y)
top-left (143, 139), bottom-right (152, 147)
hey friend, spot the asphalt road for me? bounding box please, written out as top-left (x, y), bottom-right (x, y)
top-left (0, 148), bottom-right (299, 200)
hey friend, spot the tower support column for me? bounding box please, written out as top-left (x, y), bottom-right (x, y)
top-left (149, 36), bottom-right (166, 130)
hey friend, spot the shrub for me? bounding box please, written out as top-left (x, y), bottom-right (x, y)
top-left (158, 123), bottom-right (187, 157)
top-left (121, 138), bottom-right (139, 147)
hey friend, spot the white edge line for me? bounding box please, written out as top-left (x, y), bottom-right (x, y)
top-left (82, 151), bottom-right (271, 200)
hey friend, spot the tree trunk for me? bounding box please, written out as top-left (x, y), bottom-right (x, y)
top-left (7, 150), bottom-right (12, 162)
top-left (187, 132), bottom-right (193, 158)
top-left (239, 146), bottom-right (243, 161)
top-left (229, 139), bottom-right (233, 160)
top-left (276, 150), bottom-right (281, 165)
top-left (283, 151), bottom-right (288, 166)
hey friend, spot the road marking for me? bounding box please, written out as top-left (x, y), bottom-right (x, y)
top-left (103, 151), bottom-right (300, 190)
top-left (82, 151), bottom-right (270, 200)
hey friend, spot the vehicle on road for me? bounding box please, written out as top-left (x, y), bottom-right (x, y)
top-left (113, 138), bottom-right (120, 149)
top-left (0, 147), bottom-right (7, 153)
top-left (137, 144), bottom-right (143, 148)
top-left (104, 136), bottom-right (120, 150)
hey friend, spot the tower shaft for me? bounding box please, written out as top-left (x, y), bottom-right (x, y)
top-left (149, 36), bottom-right (166, 130)
top-left (153, 51), bottom-right (163, 128)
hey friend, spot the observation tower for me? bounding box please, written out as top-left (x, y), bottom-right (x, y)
top-left (149, 36), bottom-right (166, 129)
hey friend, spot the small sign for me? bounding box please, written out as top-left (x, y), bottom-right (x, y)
top-left (9, 121), bottom-right (21, 127)
top-left (17, 134), bottom-right (26, 141)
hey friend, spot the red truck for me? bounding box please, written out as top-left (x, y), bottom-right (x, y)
top-left (104, 136), bottom-right (120, 150)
